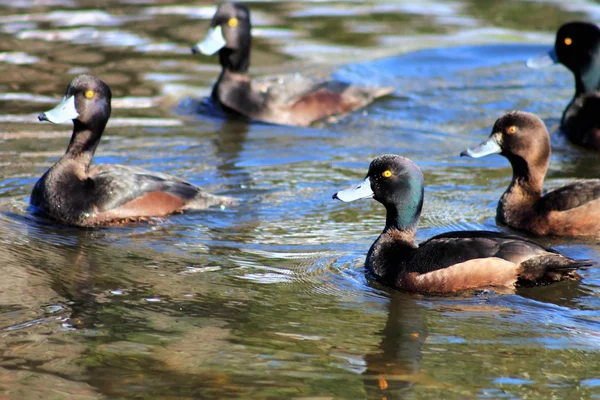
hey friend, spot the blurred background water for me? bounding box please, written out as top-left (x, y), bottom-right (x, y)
top-left (1, 0), bottom-right (600, 398)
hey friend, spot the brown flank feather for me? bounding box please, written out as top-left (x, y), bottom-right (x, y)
top-left (397, 257), bottom-right (518, 294)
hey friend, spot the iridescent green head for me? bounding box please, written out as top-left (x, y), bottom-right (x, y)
top-left (333, 154), bottom-right (424, 231)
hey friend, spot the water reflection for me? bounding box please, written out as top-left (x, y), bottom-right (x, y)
top-left (517, 279), bottom-right (592, 308)
top-left (551, 141), bottom-right (600, 179)
top-left (363, 291), bottom-right (426, 399)
top-left (214, 119), bottom-right (249, 174)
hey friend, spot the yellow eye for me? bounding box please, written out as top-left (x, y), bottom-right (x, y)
top-left (507, 126), bottom-right (517, 134)
top-left (382, 170), bottom-right (392, 178)
top-left (228, 17), bottom-right (238, 28)
top-left (564, 37), bottom-right (572, 45)
top-left (85, 90), bottom-right (94, 99)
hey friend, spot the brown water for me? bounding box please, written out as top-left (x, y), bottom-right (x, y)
top-left (1, 1), bottom-right (600, 398)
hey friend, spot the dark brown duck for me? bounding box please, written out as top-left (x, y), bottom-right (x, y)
top-left (332, 155), bottom-right (591, 295)
top-left (31, 75), bottom-right (233, 227)
top-left (191, 2), bottom-right (393, 127)
top-left (528, 21), bottom-right (600, 150)
top-left (461, 111), bottom-right (600, 237)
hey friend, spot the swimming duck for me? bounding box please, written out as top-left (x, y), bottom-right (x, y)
top-left (190, 2), bottom-right (392, 127)
top-left (332, 154), bottom-right (591, 294)
top-left (528, 21), bottom-right (600, 150)
top-left (461, 111), bottom-right (600, 237)
top-left (31, 75), bottom-right (233, 227)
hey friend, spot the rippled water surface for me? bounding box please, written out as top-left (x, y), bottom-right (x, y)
top-left (2, 0), bottom-right (600, 398)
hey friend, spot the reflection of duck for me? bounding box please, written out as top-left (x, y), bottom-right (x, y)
top-left (32, 75), bottom-right (234, 227)
top-left (47, 238), bottom-right (99, 329)
top-left (550, 141), bottom-right (600, 180)
top-left (333, 155), bottom-right (592, 294)
top-left (364, 292), bottom-right (425, 398)
top-left (191, 3), bottom-right (392, 126)
top-left (462, 111), bottom-right (600, 237)
top-left (528, 21), bottom-right (600, 150)
top-left (213, 119), bottom-right (249, 179)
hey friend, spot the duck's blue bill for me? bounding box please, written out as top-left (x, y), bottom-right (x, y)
top-left (333, 177), bottom-right (374, 202)
top-left (460, 137), bottom-right (502, 158)
top-left (38, 95), bottom-right (79, 123)
top-left (193, 26), bottom-right (226, 55)
top-left (526, 49), bottom-right (558, 69)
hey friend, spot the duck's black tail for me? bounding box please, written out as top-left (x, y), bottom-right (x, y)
top-left (517, 255), bottom-right (594, 286)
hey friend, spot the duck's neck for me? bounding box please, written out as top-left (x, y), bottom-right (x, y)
top-left (574, 57), bottom-right (600, 96)
top-left (383, 179), bottom-right (424, 235)
top-left (502, 153), bottom-right (548, 209)
top-left (219, 47), bottom-right (251, 75)
top-left (366, 176), bottom-right (423, 284)
top-left (213, 47), bottom-right (251, 100)
top-left (212, 69), bottom-right (264, 116)
top-left (214, 69), bottom-right (251, 90)
top-left (62, 120), bottom-right (105, 171)
top-left (384, 204), bottom-right (420, 237)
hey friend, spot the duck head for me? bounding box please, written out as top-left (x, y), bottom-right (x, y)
top-left (191, 3), bottom-right (252, 73)
top-left (333, 155), bottom-right (424, 232)
top-left (461, 111), bottom-right (550, 184)
top-left (38, 74), bottom-right (112, 130)
top-left (528, 21), bottom-right (600, 94)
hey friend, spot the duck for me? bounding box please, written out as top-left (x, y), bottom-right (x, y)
top-left (31, 74), bottom-right (234, 227)
top-left (527, 21), bottom-right (600, 150)
top-left (461, 111), bottom-right (600, 237)
top-left (332, 154), bottom-right (591, 295)
top-left (190, 2), bottom-right (392, 127)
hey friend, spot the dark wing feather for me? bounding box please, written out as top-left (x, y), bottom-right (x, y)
top-left (254, 73), bottom-right (328, 104)
top-left (538, 180), bottom-right (600, 212)
top-left (223, 72), bottom-right (391, 126)
top-left (409, 230), bottom-right (553, 274)
top-left (257, 75), bottom-right (391, 112)
top-left (89, 164), bottom-right (211, 212)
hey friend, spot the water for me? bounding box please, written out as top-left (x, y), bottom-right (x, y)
top-left (1, 0), bottom-right (600, 398)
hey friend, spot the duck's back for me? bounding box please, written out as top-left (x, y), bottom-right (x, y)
top-left (531, 179), bottom-right (600, 237)
top-left (561, 93), bottom-right (600, 150)
top-left (218, 71), bottom-right (392, 126)
top-left (263, 76), bottom-right (393, 126)
top-left (368, 230), bottom-right (552, 285)
top-left (252, 73), bottom-right (325, 104)
top-left (410, 230), bottom-right (554, 273)
top-left (401, 231), bottom-right (586, 293)
top-left (367, 229), bottom-right (588, 294)
top-left (32, 164), bottom-right (233, 227)
top-left (88, 165), bottom-right (233, 223)
top-left (539, 180), bottom-right (600, 212)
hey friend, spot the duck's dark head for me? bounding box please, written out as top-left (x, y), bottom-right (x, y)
top-left (528, 21), bottom-right (600, 94)
top-left (461, 111), bottom-right (550, 182)
top-left (554, 22), bottom-right (600, 75)
top-left (191, 2), bottom-right (252, 73)
top-left (333, 155), bottom-right (424, 232)
top-left (38, 74), bottom-right (112, 130)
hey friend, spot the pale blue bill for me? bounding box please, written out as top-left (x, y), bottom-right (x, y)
top-left (333, 177), bottom-right (374, 202)
top-left (460, 137), bottom-right (502, 158)
top-left (194, 26), bottom-right (226, 56)
top-left (526, 48), bottom-right (558, 69)
top-left (40, 95), bottom-right (79, 123)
